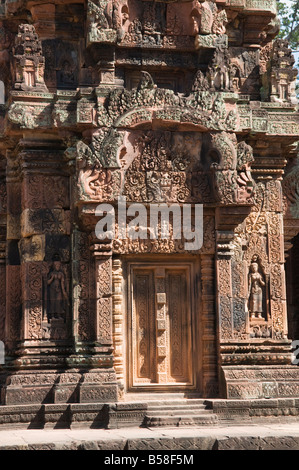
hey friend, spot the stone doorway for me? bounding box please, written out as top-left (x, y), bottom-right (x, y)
top-left (127, 261), bottom-right (197, 392)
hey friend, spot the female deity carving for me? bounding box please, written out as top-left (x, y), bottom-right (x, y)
top-left (46, 255), bottom-right (68, 321)
top-left (248, 256), bottom-right (265, 319)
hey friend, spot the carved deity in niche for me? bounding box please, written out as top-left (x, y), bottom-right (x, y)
top-left (248, 256), bottom-right (266, 319)
top-left (46, 254), bottom-right (68, 322)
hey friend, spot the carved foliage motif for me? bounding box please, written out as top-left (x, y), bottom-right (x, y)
top-left (218, 259), bottom-right (233, 340)
top-left (22, 261), bottom-right (44, 340)
top-left (208, 133), bottom-right (254, 205)
top-left (8, 102), bottom-right (52, 130)
top-left (112, 214), bottom-right (215, 255)
top-left (22, 174), bottom-right (69, 210)
top-left (2, 0), bottom-right (297, 397)
top-left (73, 231), bottom-right (93, 342)
top-left (6, 266), bottom-right (21, 343)
top-left (96, 257), bottom-right (113, 345)
top-left (123, 130), bottom-right (204, 204)
top-left (77, 136), bottom-right (122, 201)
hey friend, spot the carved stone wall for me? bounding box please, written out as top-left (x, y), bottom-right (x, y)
top-left (0, 0), bottom-right (298, 407)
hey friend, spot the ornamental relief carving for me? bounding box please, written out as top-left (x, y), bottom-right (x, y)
top-left (13, 24), bottom-right (48, 93)
top-left (262, 39), bottom-right (298, 105)
top-left (87, 0), bottom-right (228, 49)
top-left (22, 256), bottom-right (71, 341)
top-left (282, 159), bottom-right (299, 219)
top-left (76, 129), bottom-right (254, 207)
top-left (98, 71), bottom-right (239, 130)
top-left (41, 255), bottom-right (70, 341)
top-left (230, 177), bottom-right (287, 340)
top-left (122, 130), bottom-right (205, 204)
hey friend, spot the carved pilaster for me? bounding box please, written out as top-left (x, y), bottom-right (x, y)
top-left (90, 241), bottom-right (113, 350)
top-left (5, 151), bottom-right (21, 351)
top-left (0, 156), bottom-right (6, 344)
top-left (72, 229), bottom-right (92, 343)
top-left (216, 230), bottom-right (235, 343)
top-left (112, 258), bottom-right (125, 399)
top-left (0, 257), bottom-right (5, 343)
top-left (200, 254), bottom-right (218, 397)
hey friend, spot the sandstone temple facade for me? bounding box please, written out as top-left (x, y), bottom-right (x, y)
top-left (0, 0), bottom-right (299, 427)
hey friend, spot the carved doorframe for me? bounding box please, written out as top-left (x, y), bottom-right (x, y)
top-left (112, 253), bottom-right (218, 398)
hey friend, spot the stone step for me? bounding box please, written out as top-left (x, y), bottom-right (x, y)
top-left (145, 399), bottom-right (206, 407)
top-left (125, 393), bottom-right (202, 402)
top-left (146, 409), bottom-right (212, 417)
top-left (143, 414), bottom-right (218, 427)
top-left (125, 393), bottom-right (217, 427)
top-left (147, 404), bottom-right (208, 411)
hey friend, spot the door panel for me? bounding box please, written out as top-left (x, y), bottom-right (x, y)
top-left (130, 264), bottom-right (194, 389)
top-left (133, 271), bottom-right (156, 384)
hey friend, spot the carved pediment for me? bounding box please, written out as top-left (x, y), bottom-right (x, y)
top-left (76, 128), bottom-right (255, 207)
top-left (98, 70), bottom-right (239, 130)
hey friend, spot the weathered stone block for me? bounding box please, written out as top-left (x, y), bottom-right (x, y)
top-left (79, 384), bottom-right (118, 404)
top-left (21, 209), bottom-right (71, 237)
top-left (70, 403), bottom-right (107, 429)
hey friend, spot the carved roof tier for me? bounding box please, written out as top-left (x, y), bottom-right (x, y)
top-left (0, 0), bottom-right (297, 162)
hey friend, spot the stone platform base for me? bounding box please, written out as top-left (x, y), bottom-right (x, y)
top-left (220, 365), bottom-right (299, 399)
top-left (0, 369), bottom-right (119, 405)
top-left (0, 402), bottom-right (148, 429)
top-left (1, 398), bottom-right (299, 430)
top-left (207, 398), bottom-right (299, 421)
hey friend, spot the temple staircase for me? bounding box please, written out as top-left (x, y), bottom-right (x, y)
top-left (125, 393), bottom-right (218, 427)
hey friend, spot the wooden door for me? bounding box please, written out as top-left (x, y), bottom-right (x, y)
top-left (129, 264), bottom-right (194, 389)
